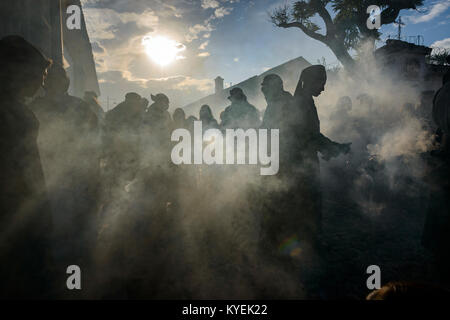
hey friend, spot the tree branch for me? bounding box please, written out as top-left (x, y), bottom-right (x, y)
top-left (311, 0), bottom-right (336, 36)
top-left (278, 21), bottom-right (327, 42)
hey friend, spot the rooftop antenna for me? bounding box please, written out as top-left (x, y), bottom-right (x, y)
top-left (394, 16), bottom-right (405, 40)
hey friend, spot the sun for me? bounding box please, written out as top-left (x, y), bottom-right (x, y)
top-left (142, 35), bottom-right (186, 67)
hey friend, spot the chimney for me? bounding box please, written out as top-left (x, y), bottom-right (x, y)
top-left (215, 76), bottom-right (224, 95)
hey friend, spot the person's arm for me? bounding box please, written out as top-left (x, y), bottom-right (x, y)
top-left (315, 133), bottom-right (351, 160)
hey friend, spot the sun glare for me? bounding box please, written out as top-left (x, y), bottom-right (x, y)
top-left (142, 35), bottom-right (186, 67)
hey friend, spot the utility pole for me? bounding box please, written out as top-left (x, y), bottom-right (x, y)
top-left (395, 16), bottom-right (405, 41)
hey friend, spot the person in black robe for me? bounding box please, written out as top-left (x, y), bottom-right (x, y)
top-left (30, 63), bottom-right (100, 295)
top-left (291, 65), bottom-right (351, 240)
top-left (0, 35), bottom-right (53, 298)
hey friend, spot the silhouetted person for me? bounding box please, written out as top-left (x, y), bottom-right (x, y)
top-left (260, 74), bottom-right (293, 132)
top-left (144, 93), bottom-right (172, 128)
top-left (142, 93), bottom-right (172, 167)
top-left (106, 92), bottom-right (146, 132)
top-left (103, 93), bottom-right (147, 197)
top-left (199, 104), bottom-right (219, 130)
top-left (186, 115), bottom-right (198, 133)
top-left (221, 88), bottom-right (260, 129)
top-left (422, 70), bottom-right (450, 285)
top-left (294, 65), bottom-right (351, 162)
top-left (0, 35), bottom-right (53, 298)
top-left (173, 107), bottom-right (187, 129)
top-left (259, 74), bottom-right (300, 257)
top-left (30, 63), bottom-right (100, 286)
top-left (292, 65), bottom-right (351, 241)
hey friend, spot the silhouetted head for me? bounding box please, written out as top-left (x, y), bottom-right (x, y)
top-left (125, 92), bottom-right (142, 102)
top-left (299, 65), bottom-right (327, 97)
top-left (261, 74), bottom-right (284, 101)
top-left (200, 104), bottom-right (214, 121)
top-left (173, 108), bottom-right (186, 123)
top-left (228, 87), bottom-right (247, 103)
top-left (0, 35), bottom-right (52, 100)
top-left (151, 93), bottom-right (170, 110)
top-left (186, 115), bottom-right (198, 130)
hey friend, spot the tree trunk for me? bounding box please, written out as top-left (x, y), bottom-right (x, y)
top-left (327, 39), bottom-right (356, 71)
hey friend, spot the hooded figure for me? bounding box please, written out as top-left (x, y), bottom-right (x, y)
top-left (220, 87), bottom-right (260, 129)
top-left (30, 63), bottom-right (100, 277)
top-left (199, 104), bottom-right (219, 131)
top-left (260, 74), bottom-right (293, 131)
top-left (141, 93), bottom-right (173, 167)
top-left (0, 35), bottom-right (53, 298)
top-left (172, 107), bottom-right (187, 130)
top-left (293, 65), bottom-right (351, 165)
top-left (291, 65), bottom-right (351, 242)
top-left (260, 74), bottom-right (296, 172)
top-left (259, 74), bottom-right (304, 256)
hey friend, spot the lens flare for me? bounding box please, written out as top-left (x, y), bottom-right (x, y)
top-left (142, 35), bottom-right (186, 66)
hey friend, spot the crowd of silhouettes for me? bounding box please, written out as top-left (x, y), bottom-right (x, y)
top-left (0, 35), bottom-right (449, 299)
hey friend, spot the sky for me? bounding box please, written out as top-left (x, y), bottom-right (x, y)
top-left (80, 0), bottom-right (450, 110)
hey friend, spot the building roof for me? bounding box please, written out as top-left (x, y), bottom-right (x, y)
top-left (183, 56), bottom-right (311, 117)
top-left (375, 39), bottom-right (432, 57)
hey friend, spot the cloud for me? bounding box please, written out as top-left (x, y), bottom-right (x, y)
top-left (83, 8), bottom-right (158, 41)
top-left (201, 0), bottom-right (220, 9)
top-left (215, 7), bottom-right (233, 18)
top-left (406, 0), bottom-right (450, 24)
top-left (96, 71), bottom-right (214, 109)
top-left (186, 23), bottom-right (215, 42)
top-left (199, 41), bottom-right (209, 50)
top-left (80, 0), bottom-right (239, 107)
top-left (120, 10), bottom-right (159, 29)
top-left (431, 37), bottom-right (450, 49)
top-left (174, 76), bottom-right (213, 92)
